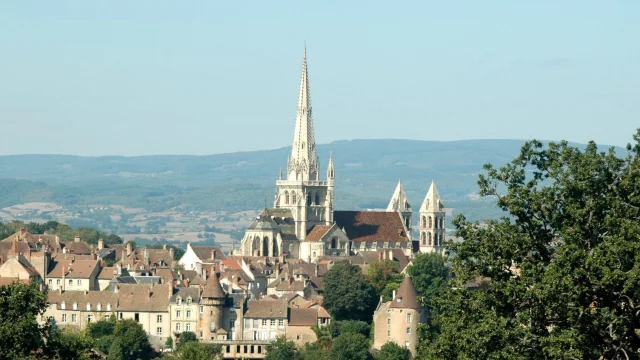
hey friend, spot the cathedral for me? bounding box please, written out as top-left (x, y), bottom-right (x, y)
top-left (238, 48), bottom-right (446, 261)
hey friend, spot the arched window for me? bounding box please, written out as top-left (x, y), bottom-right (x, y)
top-left (428, 233), bottom-right (432, 246)
top-left (315, 192), bottom-right (320, 205)
top-left (285, 191), bottom-right (290, 205)
top-left (421, 216), bottom-right (426, 228)
top-left (307, 193), bottom-right (312, 206)
top-left (273, 240), bottom-right (279, 256)
top-left (292, 192), bottom-right (297, 204)
top-left (253, 236), bottom-right (261, 256)
top-left (263, 237), bottom-right (269, 257)
top-left (331, 238), bottom-right (337, 249)
top-left (421, 232), bottom-right (426, 245)
top-left (440, 218), bottom-right (444, 229)
top-left (428, 216), bottom-right (433, 228)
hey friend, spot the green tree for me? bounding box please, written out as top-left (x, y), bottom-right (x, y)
top-left (110, 319), bottom-right (153, 359)
top-left (47, 326), bottom-right (94, 360)
top-left (376, 342), bottom-right (411, 360)
top-left (0, 280), bottom-right (52, 359)
top-left (175, 342), bottom-right (221, 360)
top-left (177, 331), bottom-right (197, 348)
top-left (165, 336), bottom-right (173, 348)
top-left (323, 261), bottom-right (378, 321)
top-left (366, 259), bottom-right (400, 293)
top-left (426, 134), bottom-right (640, 359)
top-left (332, 320), bottom-right (371, 337)
top-left (406, 252), bottom-right (451, 307)
top-left (265, 336), bottom-right (302, 360)
top-left (330, 332), bottom-right (372, 360)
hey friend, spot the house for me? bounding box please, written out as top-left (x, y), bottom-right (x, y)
top-left (45, 290), bottom-right (118, 330)
top-left (115, 283), bottom-right (172, 347)
top-left (242, 299), bottom-right (288, 341)
top-left (178, 243), bottom-right (226, 271)
top-left (170, 287), bottom-right (200, 343)
top-left (46, 258), bottom-right (101, 291)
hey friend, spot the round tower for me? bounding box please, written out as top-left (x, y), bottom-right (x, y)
top-left (200, 271), bottom-right (225, 341)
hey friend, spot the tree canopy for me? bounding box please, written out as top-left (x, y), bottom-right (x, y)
top-left (425, 133), bottom-right (640, 359)
top-left (407, 252), bottom-right (451, 307)
top-left (329, 332), bottom-right (373, 360)
top-left (265, 336), bottom-right (302, 360)
top-left (323, 261), bottom-right (378, 321)
top-left (376, 341), bottom-right (412, 360)
top-left (174, 341), bottom-right (222, 360)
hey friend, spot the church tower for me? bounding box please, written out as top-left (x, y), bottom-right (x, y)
top-left (274, 46), bottom-right (334, 241)
top-left (419, 181), bottom-right (445, 253)
top-left (386, 180), bottom-right (412, 232)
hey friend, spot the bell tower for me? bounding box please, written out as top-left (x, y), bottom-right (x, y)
top-left (419, 181), bottom-right (445, 254)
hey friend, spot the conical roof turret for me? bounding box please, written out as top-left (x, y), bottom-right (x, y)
top-left (201, 271), bottom-right (225, 298)
top-left (391, 276), bottom-right (421, 309)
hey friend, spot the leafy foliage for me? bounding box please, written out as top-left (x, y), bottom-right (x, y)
top-left (377, 342), bottom-right (412, 360)
top-left (265, 336), bottom-right (302, 360)
top-left (177, 331), bottom-right (197, 348)
top-left (0, 220), bottom-right (122, 244)
top-left (323, 261), bottom-right (378, 321)
top-left (329, 332), bottom-right (373, 360)
top-left (174, 341), bottom-right (222, 360)
top-left (407, 252), bottom-right (451, 307)
top-left (425, 133), bottom-right (640, 359)
top-left (329, 320), bottom-right (371, 338)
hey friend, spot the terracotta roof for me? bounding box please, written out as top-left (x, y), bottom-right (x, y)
top-left (0, 278), bottom-right (30, 287)
top-left (202, 273), bottom-right (225, 298)
top-left (317, 306), bottom-right (330, 318)
top-left (48, 290), bottom-right (118, 311)
top-left (305, 226), bottom-right (332, 241)
top-left (15, 255), bottom-right (40, 277)
top-left (244, 299), bottom-right (288, 319)
top-left (221, 260), bottom-right (241, 270)
top-left (0, 240), bottom-right (30, 258)
top-left (116, 283), bottom-right (171, 312)
top-left (357, 249), bottom-right (410, 271)
top-left (192, 246), bottom-right (226, 263)
top-left (333, 211), bottom-right (410, 243)
top-left (288, 308), bottom-right (317, 326)
top-left (47, 259), bottom-right (99, 279)
top-left (1, 229), bottom-right (60, 249)
top-left (155, 267), bottom-right (178, 284)
top-left (63, 241), bottom-right (93, 255)
top-left (391, 276), bottom-right (421, 309)
top-left (98, 267), bottom-right (119, 280)
top-left (276, 278), bottom-right (307, 292)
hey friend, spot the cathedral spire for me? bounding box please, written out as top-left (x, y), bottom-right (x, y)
top-left (420, 180), bottom-right (443, 212)
top-left (288, 45), bottom-right (318, 181)
top-left (387, 180), bottom-right (411, 212)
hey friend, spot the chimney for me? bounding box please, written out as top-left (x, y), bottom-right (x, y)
top-left (126, 242), bottom-right (132, 256)
top-left (92, 253), bottom-right (97, 260)
top-left (163, 244), bottom-right (167, 250)
top-left (144, 248), bottom-right (149, 265)
top-left (211, 250), bottom-right (216, 261)
top-left (202, 269), bottom-right (207, 282)
top-left (392, 289), bottom-right (396, 300)
top-left (315, 264), bottom-right (318, 277)
top-left (62, 265), bottom-right (66, 291)
top-left (169, 247), bottom-right (174, 260)
top-left (116, 264), bottom-right (122, 275)
top-left (74, 235), bottom-right (80, 243)
top-left (71, 256), bottom-right (75, 263)
top-left (98, 238), bottom-right (104, 250)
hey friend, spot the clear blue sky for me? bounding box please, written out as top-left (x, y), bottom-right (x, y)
top-left (1, 1), bottom-right (638, 156)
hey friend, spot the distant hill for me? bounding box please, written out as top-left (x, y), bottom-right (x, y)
top-left (0, 139), bottom-right (622, 221)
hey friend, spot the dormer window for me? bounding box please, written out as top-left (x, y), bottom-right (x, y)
top-left (87, 303), bottom-right (91, 311)
top-left (177, 297), bottom-right (182, 305)
top-left (186, 298), bottom-right (192, 305)
top-left (61, 302), bottom-right (66, 310)
top-left (97, 303), bottom-right (102, 311)
top-left (107, 303), bottom-right (111, 311)
top-left (73, 302), bottom-right (77, 310)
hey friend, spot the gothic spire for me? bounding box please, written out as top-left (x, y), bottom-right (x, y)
top-left (288, 45), bottom-right (318, 181)
top-left (420, 180), bottom-right (443, 212)
top-left (387, 180), bottom-right (411, 212)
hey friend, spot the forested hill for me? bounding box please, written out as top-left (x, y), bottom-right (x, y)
top-left (0, 139), bottom-right (621, 221)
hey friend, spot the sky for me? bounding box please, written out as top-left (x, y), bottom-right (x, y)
top-left (0, 1), bottom-right (639, 156)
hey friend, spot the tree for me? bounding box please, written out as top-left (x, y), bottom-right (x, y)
top-left (330, 332), bottom-right (372, 360)
top-left (367, 259), bottom-right (400, 293)
top-left (110, 319), bottom-right (153, 359)
top-left (177, 331), bottom-right (197, 348)
top-left (406, 252), bottom-right (451, 306)
top-left (323, 261), bottom-right (378, 321)
top-left (426, 134), bottom-right (640, 359)
top-left (0, 280), bottom-right (52, 359)
top-left (175, 342), bottom-right (221, 360)
top-left (47, 326), bottom-right (94, 360)
top-left (377, 342), bottom-right (411, 360)
top-left (265, 336), bottom-right (302, 360)
top-left (331, 320), bottom-right (371, 337)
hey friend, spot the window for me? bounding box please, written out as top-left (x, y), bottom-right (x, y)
top-left (71, 314), bottom-right (77, 323)
top-left (428, 232), bottom-right (432, 246)
top-left (186, 310), bottom-right (191, 319)
top-left (253, 331), bottom-right (258, 340)
top-left (87, 315), bottom-right (93, 323)
top-left (253, 319), bottom-right (259, 328)
top-left (230, 320), bottom-right (236, 328)
top-left (97, 303), bottom-right (102, 311)
top-left (270, 319), bottom-right (276, 328)
top-left (285, 191), bottom-right (290, 204)
top-left (87, 303), bottom-right (91, 311)
top-left (134, 313), bottom-right (139, 322)
top-left (107, 303), bottom-right (111, 311)
top-left (387, 330), bottom-right (390, 337)
top-left (186, 298), bottom-right (191, 305)
top-left (405, 341), bottom-right (410, 347)
top-left (176, 310), bottom-right (181, 318)
top-left (61, 302), bottom-right (66, 310)
top-left (278, 319), bottom-right (284, 327)
top-left (262, 319), bottom-right (267, 327)
top-left (62, 314), bottom-right (67, 323)
top-left (186, 323), bottom-right (191, 331)
top-left (177, 297), bottom-right (182, 305)
top-left (69, 279), bottom-right (73, 286)
top-left (176, 323), bottom-right (181, 332)
top-left (48, 279), bottom-right (52, 285)
top-left (157, 327), bottom-right (162, 336)
top-left (406, 327), bottom-right (411, 334)
top-left (292, 192), bottom-right (297, 204)
top-left (331, 238), bottom-right (337, 249)
top-left (72, 302), bottom-right (77, 310)
top-left (261, 332), bottom-right (267, 340)
top-left (57, 279), bottom-right (60, 285)
top-left (407, 313), bottom-right (412, 323)
top-left (245, 319), bottom-right (251, 328)
top-left (157, 315), bottom-right (162, 323)
top-left (428, 216), bottom-right (433, 228)
top-left (77, 279), bottom-right (81, 286)
top-left (199, 306), bottom-right (204, 313)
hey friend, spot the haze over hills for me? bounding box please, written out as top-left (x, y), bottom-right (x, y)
top-left (0, 138), bottom-right (625, 224)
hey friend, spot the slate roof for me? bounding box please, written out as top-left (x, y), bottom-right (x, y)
top-left (170, 287), bottom-right (200, 304)
top-left (334, 211), bottom-right (410, 243)
top-left (305, 225), bottom-right (332, 241)
top-left (244, 299), bottom-right (288, 319)
top-left (391, 276), bottom-right (421, 309)
top-left (288, 308), bottom-right (317, 326)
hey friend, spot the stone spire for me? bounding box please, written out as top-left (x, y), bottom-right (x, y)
top-left (288, 45), bottom-right (319, 181)
top-left (420, 180), bottom-right (443, 212)
top-left (386, 180), bottom-right (411, 212)
top-left (327, 152), bottom-right (335, 181)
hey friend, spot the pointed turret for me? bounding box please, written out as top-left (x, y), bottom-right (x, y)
top-left (288, 45), bottom-right (319, 181)
top-left (201, 272), bottom-right (225, 299)
top-left (387, 180), bottom-right (411, 212)
top-left (420, 180), bottom-right (443, 212)
top-left (327, 152), bottom-right (335, 182)
top-left (391, 276), bottom-right (421, 309)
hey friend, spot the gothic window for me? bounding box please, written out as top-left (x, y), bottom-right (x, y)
top-left (428, 233), bottom-right (432, 246)
top-left (272, 240), bottom-right (278, 256)
top-left (315, 192), bottom-right (320, 205)
top-left (421, 232), bottom-right (426, 245)
top-left (331, 238), bottom-right (337, 249)
top-left (421, 216), bottom-right (426, 228)
top-left (285, 191), bottom-right (290, 205)
top-left (292, 192), bottom-right (297, 204)
top-left (307, 193), bottom-right (312, 206)
top-left (263, 237), bottom-right (269, 257)
top-left (440, 218), bottom-right (444, 229)
top-left (428, 216), bottom-right (433, 229)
